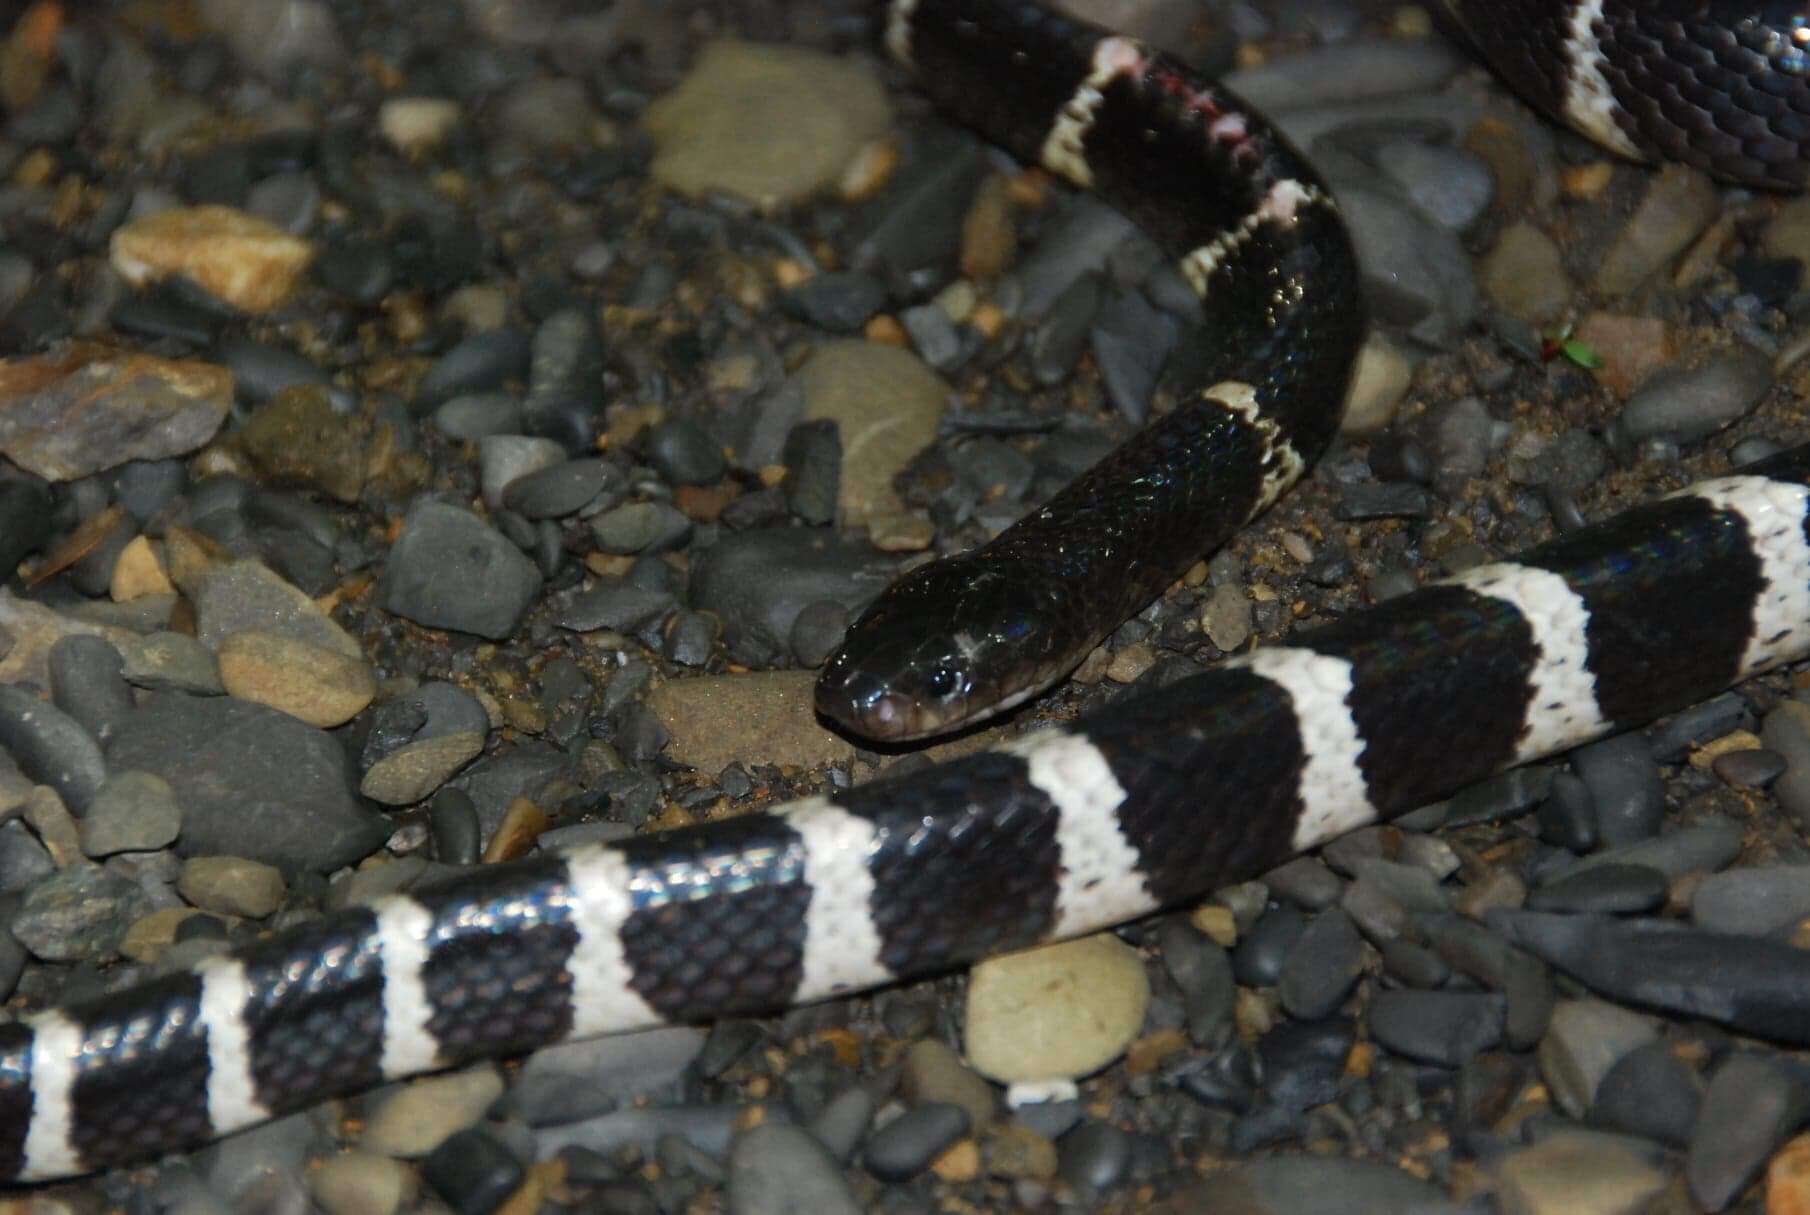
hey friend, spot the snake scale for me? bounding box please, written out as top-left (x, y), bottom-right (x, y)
top-left (3, 0), bottom-right (1810, 1185)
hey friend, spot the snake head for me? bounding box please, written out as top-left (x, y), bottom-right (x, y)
top-left (814, 557), bottom-right (1074, 742)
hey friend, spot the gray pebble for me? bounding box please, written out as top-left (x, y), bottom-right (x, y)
top-left (1692, 865), bottom-right (1810, 936)
top-left (645, 418), bottom-right (727, 487)
top-left (589, 502), bottom-right (693, 555)
top-left (557, 579), bottom-right (676, 633)
top-left (1571, 732), bottom-right (1664, 847)
top-left (513, 1027), bottom-right (704, 1126)
top-left (0, 685), bottom-right (106, 812)
top-left (434, 393), bottom-right (523, 440)
top-left (478, 434), bottom-right (567, 510)
top-left (1687, 1053), bottom-right (1807, 1212)
top-left (81, 770), bottom-right (181, 857)
top-left (863, 1103), bottom-right (969, 1182)
top-left (1057, 1121), bottom-right (1131, 1193)
top-left (1278, 908), bottom-right (1364, 1020)
top-left (47, 635), bottom-right (132, 746)
top-left (379, 500), bottom-right (543, 641)
top-left (1589, 1041), bottom-right (1700, 1147)
top-left (782, 271), bottom-right (887, 333)
top-left (807, 1086), bottom-right (876, 1164)
top-left (502, 458), bottom-right (622, 519)
top-left (1612, 347), bottom-right (1774, 450)
top-left (107, 693), bottom-right (387, 873)
top-left (415, 330), bottom-right (531, 413)
top-left (11, 864), bottom-right (147, 961)
top-left (1368, 990), bottom-right (1504, 1067)
top-left (728, 1124), bottom-right (860, 1215)
top-left (1527, 863), bottom-right (1668, 914)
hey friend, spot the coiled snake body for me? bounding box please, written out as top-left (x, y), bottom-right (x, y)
top-left (4, 0), bottom-right (1810, 1184)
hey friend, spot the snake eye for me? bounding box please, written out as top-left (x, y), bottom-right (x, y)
top-left (924, 665), bottom-right (960, 699)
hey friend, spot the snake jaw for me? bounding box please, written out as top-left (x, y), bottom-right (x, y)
top-left (814, 559), bottom-right (1075, 742)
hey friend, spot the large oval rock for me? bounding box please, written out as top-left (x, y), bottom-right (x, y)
top-left (106, 693), bottom-right (387, 872)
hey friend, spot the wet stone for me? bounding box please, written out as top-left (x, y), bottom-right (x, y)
top-left (107, 692), bottom-right (387, 872)
top-left (1526, 863), bottom-right (1668, 914)
top-left (782, 271), bottom-right (887, 333)
top-left (807, 1086), bottom-right (876, 1165)
top-left (863, 1103), bottom-right (969, 1183)
top-left (1057, 1121), bottom-right (1130, 1194)
top-left (1588, 1041), bottom-right (1700, 1148)
top-left (81, 770), bottom-right (182, 857)
top-left (421, 1127), bottom-right (524, 1215)
top-left (589, 502), bottom-right (693, 555)
top-left (11, 864), bottom-right (148, 961)
top-left (501, 457), bottom-right (621, 519)
top-left (0, 684), bottom-right (106, 812)
top-left (429, 788), bottom-right (482, 866)
top-left (1536, 772), bottom-right (1598, 852)
top-left (47, 634), bottom-right (132, 747)
top-left (379, 499), bottom-right (542, 641)
top-left (1692, 865), bottom-right (1810, 936)
top-left (1493, 1129), bottom-right (1668, 1215)
top-left (1367, 990), bottom-right (1504, 1067)
top-left (1570, 732), bottom-right (1664, 847)
top-left (413, 329), bottom-right (532, 413)
top-left (1278, 908), bottom-right (1364, 1021)
top-left (1536, 998), bottom-right (1658, 1117)
top-left (728, 1124), bottom-right (861, 1215)
top-left (478, 434), bottom-right (566, 510)
top-left (1233, 903), bottom-right (1307, 987)
top-left (1687, 1053), bottom-right (1808, 1212)
top-left (433, 393), bottom-right (522, 440)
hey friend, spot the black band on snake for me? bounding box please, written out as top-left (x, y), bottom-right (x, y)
top-left (5, 0), bottom-right (1810, 1184)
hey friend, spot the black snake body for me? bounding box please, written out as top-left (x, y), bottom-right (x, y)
top-left (4, 0), bottom-right (1810, 1184)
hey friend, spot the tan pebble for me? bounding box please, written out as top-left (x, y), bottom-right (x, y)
top-left (931, 1139), bottom-right (981, 1183)
top-left (119, 906), bottom-right (203, 964)
top-left (1190, 904), bottom-right (1238, 947)
top-left (218, 631), bottom-right (376, 728)
top-left (310, 1151), bottom-right (418, 1215)
top-left (110, 535), bottom-right (174, 601)
top-left (359, 732), bottom-right (484, 806)
top-left (24, 786), bottom-right (82, 868)
top-left (361, 1066), bottom-right (504, 1156)
top-left (970, 300), bottom-right (1006, 339)
top-left (1125, 1027), bottom-right (1188, 1077)
top-left (961, 174), bottom-right (1017, 282)
top-left (1561, 161), bottom-right (1616, 199)
top-left (161, 524), bottom-right (232, 597)
top-left (1689, 729), bottom-right (1761, 767)
top-left (379, 96), bottom-right (461, 155)
top-left (839, 137), bottom-right (899, 201)
top-left (484, 797), bottom-right (550, 862)
top-left (110, 205), bottom-right (315, 314)
top-left (1071, 646), bottom-right (1114, 686)
top-left (1234, 988), bottom-right (1277, 1041)
top-left (494, 1160), bottom-right (562, 1215)
top-left (867, 512), bottom-right (935, 553)
top-left (933, 280), bottom-right (977, 324)
top-left (984, 1124), bottom-right (1058, 1180)
top-left (178, 855), bottom-right (286, 918)
top-left (864, 314), bottom-right (908, 346)
top-left (1104, 643), bottom-right (1157, 684)
top-left (1769, 1134), bottom-right (1810, 1215)
top-left (903, 1039), bottom-right (998, 1132)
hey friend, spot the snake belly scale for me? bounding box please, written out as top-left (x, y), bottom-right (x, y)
top-left (4, 0), bottom-right (1810, 1184)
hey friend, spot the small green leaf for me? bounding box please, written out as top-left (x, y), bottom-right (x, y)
top-left (1559, 338), bottom-right (1602, 369)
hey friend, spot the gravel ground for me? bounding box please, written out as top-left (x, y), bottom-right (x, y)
top-left (3, 1), bottom-right (1810, 1212)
